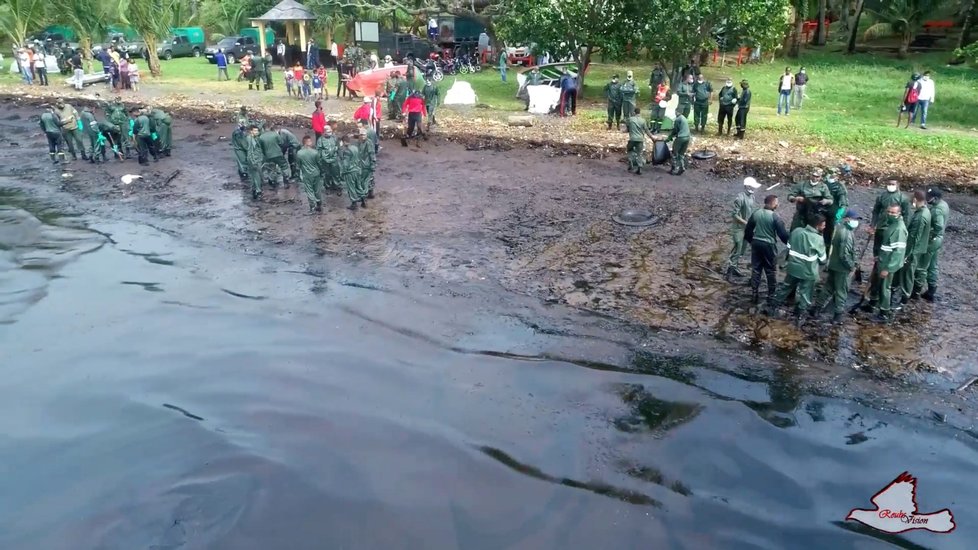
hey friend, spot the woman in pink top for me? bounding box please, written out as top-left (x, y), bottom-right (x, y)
top-left (119, 57), bottom-right (130, 90)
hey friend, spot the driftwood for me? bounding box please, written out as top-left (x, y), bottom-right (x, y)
top-left (507, 115), bottom-right (534, 127)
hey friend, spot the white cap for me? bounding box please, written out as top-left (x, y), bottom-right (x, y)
top-left (743, 177), bottom-right (761, 189)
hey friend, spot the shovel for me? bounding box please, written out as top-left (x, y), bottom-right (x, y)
top-left (852, 233), bottom-right (873, 284)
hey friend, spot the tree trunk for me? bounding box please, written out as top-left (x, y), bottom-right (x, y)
top-left (898, 32), bottom-right (911, 59)
top-left (816, 0), bottom-right (828, 45)
top-left (668, 60), bottom-right (682, 91)
top-left (846, 0), bottom-right (864, 54)
top-left (145, 34), bottom-right (162, 77)
top-left (576, 45), bottom-right (592, 97)
top-left (79, 36), bottom-right (93, 74)
top-left (959, 1), bottom-right (977, 49)
top-left (789, 4), bottom-right (805, 57)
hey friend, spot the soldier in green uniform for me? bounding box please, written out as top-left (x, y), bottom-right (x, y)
top-left (277, 126), bottom-right (301, 184)
top-left (664, 112), bottom-right (691, 175)
top-left (691, 74), bottom-right (713, 132)
top-left (363, 116), bottom-right (379, 157)
top-left (231, 124), bottom-right (250, 181)
top-left (769, 215), bottom-right (828, 326)
top-left (649, 64), bottom-right (666, 91)
top-left (676, 74), bottom-right (695, 118)
top-left (258, 123), bottom-right (290, 188)
top-left (358, 126), bottom-right (377, 199)
top-left (132, 107), bottom-right (158, 165)
top-left (422, 77), bottom-right (440, 129)
top-left (725, 177), bottom-right (761, 281)
top-left (735, 80), bottom-right (751, 139)
top-left (745, 195), bottom-right (791, 306)
top-left (787, 170), bottom-right (833, 230)
top-left (717, 79), bottom-right (738, 135)
top-left (865, 181), bottom-right (912, 306)
top-left (316, 125), bottom-right (341, 194)
top-left (39, 106), bottom-right (66, 163)
top-left (245, 125), bottom-right (264, 200)
top-left (106, 97), bottom-right (131, 158)
top-left (920, 188), bottom-right (949, 301)
top-left (296, 135), bottom-right (323, 213)
top-left (393, 72), bottom-right (410, 120)
top-left (385, 72), bottom-right (398, 120)
top-left (55, 100), bottom-right (85, 160)
top-left (236, 106), bottom-right (251, 129)
top-left (868, 204), bottom-right (908, 322)
top-left (813, 209), bottom-right (860, 323)
top-left (79, 106), bottom-right (102, 163)
top-left (339, 133), bottom-right (367, 210)
top-left (90, 122), bottom-right (110, 164)
top-left (894, 190), bottom-right (931, 304)
top-left (620, 71), bottom-right (638, 127)
top-left (823, 167), bottom-right (849, 248)
top-left (625, 107), bottom-right (653, 175)
top-left (604, 74), bottom-right (623, 130)
top-left (248, 51), bottom-right (264, 91)
top-left (149, 107), bottom-right (172, 157)
top-left (98, 120), bottom-right (124, 161)
top-left (263, 49), bottom-right (274, 90)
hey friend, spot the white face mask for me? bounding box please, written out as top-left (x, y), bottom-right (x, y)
top-left (725, 82), bottom-right (732, 87)
top-left (810, 180), bottom-right (820, 186)
top-left (847, 220), bottom-right (859, 230)
top-left (745, 188), bottom-right (754, 195)
top-left (886, 184), bottom-right (898, 193)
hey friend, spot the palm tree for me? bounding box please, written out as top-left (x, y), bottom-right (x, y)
top-left (49, 0), bottom-right (111, 71)
top-left (119, 0), bottom-right (179, 77)
top-left (0, 0), bottom-right (47, 48)
top-left (863, 0), bottom-right (951, 58)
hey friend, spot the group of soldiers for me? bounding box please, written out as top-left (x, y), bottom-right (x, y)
top-left (231, 107), bottom-right (378, 211)
top-left (725, 168), bottom-right (949, 326)
top-left (605, 68), bottom-right (754, 146)
top-left (241, 50), bottom-right (275, 91)
top-left (38, 98), bottom-right (173, 166)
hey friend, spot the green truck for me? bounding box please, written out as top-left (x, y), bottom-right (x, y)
top-left (122, 27), bottom-right (206, 60)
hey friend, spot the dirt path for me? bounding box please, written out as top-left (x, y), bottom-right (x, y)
top-left (2, 98), bottom-right (977, 393)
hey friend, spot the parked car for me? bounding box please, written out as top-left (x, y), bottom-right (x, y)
top-left (204, 36), bottom-right (260, 65)
top-left (507, 46), bottom-right (533, 66)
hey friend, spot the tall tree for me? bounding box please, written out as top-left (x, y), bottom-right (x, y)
top-left (815, 0), bottom-right (828, 45)
top-left (0, 0), bottom-right (47, 48)
top-left (788, 0), bottom-right (808, 57)
top-left (49, 0), bottom-right (111, 70)
top-left (847, 0), bottom-right (865, 53)
top-left (119, 0), bottom-right (179, 76)
top-left (958, 0), bottom-right (977, 49)
top-left (863, 0), bottom-right (952, 58)
top-left (496, 0), bottom-right (639, 95)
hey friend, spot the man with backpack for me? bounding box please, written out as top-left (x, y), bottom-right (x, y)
top-left (899, 73), bottom-right (922, 128)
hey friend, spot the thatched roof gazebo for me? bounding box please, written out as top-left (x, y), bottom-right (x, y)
top-left (251, 0), bottom-right (318, 59)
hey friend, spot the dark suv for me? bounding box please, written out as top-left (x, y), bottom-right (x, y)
top-left (204, 36), bottom-right (258, 65)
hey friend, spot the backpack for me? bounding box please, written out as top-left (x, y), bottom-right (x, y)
top-left (905, 82), bottom-right (920, 103)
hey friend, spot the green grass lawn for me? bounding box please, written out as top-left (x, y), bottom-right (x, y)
top-left (5, 49), bottom-right (976, 159)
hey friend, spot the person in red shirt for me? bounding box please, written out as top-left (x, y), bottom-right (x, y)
top-left (354, 96), bottom-right (381, 152)
top-left (311, 100), bottom-right (326, 139)
top-left (401, 91), bottom-right (427, 143)
top-left (315, 65), bottom-right (328, 99)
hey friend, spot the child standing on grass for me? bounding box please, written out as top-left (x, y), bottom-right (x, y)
top-left (285, 67), bottom-right (295, 97)
top-left (312, 72), bottom-right (323, 101)
top-left (316, 65), bottom-right (328, 100)
top-left (129, 61), bottom-right (140, 92)
top-left (302, 70), bottom-right (312, 100)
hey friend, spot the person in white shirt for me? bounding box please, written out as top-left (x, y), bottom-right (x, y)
top-left (777, 67), bottom-right (793, 115)
top-left (34, 52), bottom-right (48, 86)
top-left (369, 51), bottom-right (378, 70)
top-left (330, 41), bottom-right (339, 68)
top-left (276, 41), bottom-right (286, 66)
top-left (913, 71), bottom-right (935, 129)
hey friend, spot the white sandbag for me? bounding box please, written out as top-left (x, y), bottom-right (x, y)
top-left (527, 85), bottom-right (560, 114)
top-left (444, 80), bottom-right (477, 105)
top-left (664, 93), bottom-right (679, 121)
top-left (44, 55), bottom-right (59, 73)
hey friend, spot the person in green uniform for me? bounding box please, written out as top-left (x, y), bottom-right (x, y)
top-left (920, 188), bottom-right (949, 302)
top-left (769, 215), bottom-right (828, 326)
top-left (339, 133), bottom-right (367, 210)
top-left (521, 67), bottom-right (542, 110)
top-left (422, 77), bottom-right (440, 129)
top-left (385, 72), bottom-right (398, 120)
top-left (620, 71), bottom-right (638, 127)
top-left (79, 106), bottom-right (102, 163)
top-left (55, 100), bottom-right (85, 161)
top-left (745, 195), bottom-right (791, 306)
top-left (39, 107), bottom-right (66, 163)
top-left (245, 125), bottom-right (264, 200)
top-left (864, 180), bottom-right (912, 310)
top-left (98, 120), bottom-right (123, 161)
top-left (236, 106), bottom-right (251, 129)
top-left (106, 97), bottom-right (131, 158)
top-left (717, 79), bottom-right (738, 135)
top-left (869, 204), bottom-right (908, 322)
top-left (277, 127), bottom-right (301, 184)
top-left (735, 80), bottom-right (751, 139)
top-left (648, 64), bottom-right (666, 92)
top-left (316, 125), bottom-right (341, 193)
top-left (258, 123), bottom-right (290, 188)
top-left (894, 190), bottom-right (931, 304)
top-left (813, 209), bottom-right (860, 323)
top-left (132, 107), bottom-right (158, 165)
top-left (676, 74), bottom-right (694, 118)
top-left (231, 124), bottom-right (250, 181)
top-left (691, 73), bottom-right (713, 133)
top-left (263, 49), bottom-right (274, 90)
top-left (787, 170), bottom-right (833, 230)
top-left (90, 122), bottom-right (109, 163)
top-left (363, 116), bottom-right (379, 157)
top-left (823, 167), bottom-right (849, 249)
top-left (248, 51), bottom-right (264, 91)
top-left (664, 112), bottom-right (691, 175)
top-left (393, 72), bottom-right (409, 120)
top-left (358, 126), bottom-right (377, 199)
top-left (604, 74), bottom-right (623, 130)
top-left (625, 107), bottom-right (653, 175)
top-left (149, 107), bottom-right (172, 157)
top-left (725, 177), bottom-right (761, 281)
top-left (296, 135), bottom-right (323, 213)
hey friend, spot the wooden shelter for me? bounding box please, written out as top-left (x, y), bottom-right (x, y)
top-left (250, 0), bottom-right (318, 58)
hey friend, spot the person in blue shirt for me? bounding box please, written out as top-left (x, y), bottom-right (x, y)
top-left (559, 68), bottom-right (577, 116)
top-left (215, 49), bottom-right (229, 81)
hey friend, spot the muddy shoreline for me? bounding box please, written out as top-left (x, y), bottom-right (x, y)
top-left (4, 92), bottom-right (978, 192)
top-left (2, 98), bottom-right (977, 431)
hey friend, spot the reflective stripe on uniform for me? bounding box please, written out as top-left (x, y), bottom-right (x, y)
top-left (788, 249), bottom-right (825, 262)
top-left (880, 242), bottom-right (907, 251)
